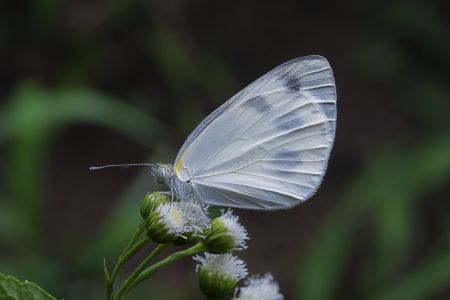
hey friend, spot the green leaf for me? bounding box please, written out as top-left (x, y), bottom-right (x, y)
top-left (0, 273), bottom-right (56, 300)
top-left (103, 258), bottom-right (113, 297)
top-left (103, 258), bottom-right (111, 283)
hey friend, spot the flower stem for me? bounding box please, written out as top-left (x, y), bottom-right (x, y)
top-left (106, 222), bottom-right (146, 300)
top-left (126, 243), bottom-right (206, 294)
top-left (115, 243), bottom-right (170, 300)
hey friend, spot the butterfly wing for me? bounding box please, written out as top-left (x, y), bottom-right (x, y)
top-left (174, 55), bottom-right (336, 210)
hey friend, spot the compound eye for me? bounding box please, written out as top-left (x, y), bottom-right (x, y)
top-left (149, 164), bottom-right (166, 184)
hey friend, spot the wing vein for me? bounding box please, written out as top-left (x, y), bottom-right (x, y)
top-left (239, 91), bottom-right (292, 137)
top-left (235, 171), bottom-right (316, 188)
top-left (299, 76), bottom-right (335, 85)
top-left (302, 83), bottom-right (336, 91)
top-left (252, 117), bottom-right (334, 139)
top-left (202, 180), bottom-right (305, 201)
top-left (296, 66), bottom-right (331, 79)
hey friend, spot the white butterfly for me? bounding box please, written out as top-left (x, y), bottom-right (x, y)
top-left (93, 55), bottom-right (337, 210)
top-left (152, 55), bottom-right (336, 210)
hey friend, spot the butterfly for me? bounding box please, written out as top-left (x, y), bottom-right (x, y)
top-left (92, 55), bottom-right (336, 210)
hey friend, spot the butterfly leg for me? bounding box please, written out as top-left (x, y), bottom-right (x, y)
top-left (159, 191), bottom-right (172, 197)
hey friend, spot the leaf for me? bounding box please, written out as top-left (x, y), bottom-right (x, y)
top-left (103, 258), bottom-right (113, 297)
top-left (0, 273), bottom-right (56, 300)
top-left (103, 258), bottom-right (111, 283)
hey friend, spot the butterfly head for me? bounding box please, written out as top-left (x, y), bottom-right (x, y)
top-left (150, 163), bottom-right (174, 187)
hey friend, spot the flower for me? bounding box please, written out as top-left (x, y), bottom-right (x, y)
top-left (145, 197), bottom-right (212, 245)
top-left (173, 200), bottom-right (211, 245)
top-left (146, 201), bottom-right (189, 244)
top-left (194, 253), bottom-right (248, 299)
top-left (233, 273), bottom-right (284, 300)
top-left (203, 209), bottom-right (249, 253)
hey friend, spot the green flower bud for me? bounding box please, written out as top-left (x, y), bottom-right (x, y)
top-left (194, 253), bottom-right (247, 299)
top-left (145, 202), bottom-right (187, 244)
top-left (199, 268), bottom-right (237, 299)
top-left (203, 210), bottom-right (248, 254)
top-left (140, 192), bottom-right (169, 219)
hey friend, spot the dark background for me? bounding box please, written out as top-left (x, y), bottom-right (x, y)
top-left (1, 0), bottom-right (449, 299)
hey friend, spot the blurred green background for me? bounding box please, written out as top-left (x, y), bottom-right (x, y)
top-left (1, 0), bottom-right (449, 299)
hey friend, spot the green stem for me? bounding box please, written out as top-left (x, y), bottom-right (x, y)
top-left (112, 237), bottom-right (150, 281)
top-left (115, 243), bottom-right (171, 300)
top-left (107, 222), bottom-right (146, 300)
top-left (127, 243), bottom-right (206, 294)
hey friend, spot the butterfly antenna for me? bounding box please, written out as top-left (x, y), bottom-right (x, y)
top-left (89, 163), bottom-right (156, 171)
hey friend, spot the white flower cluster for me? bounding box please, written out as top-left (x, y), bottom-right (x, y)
top-left (144, 194), bottom-right (211, 244)
top-left (234, 273), bottom-right (284, 300)
top-left (179, 200), bottom-right (211, 238)
top-left (155, 202), bottom-right (186, 235)
top-left (218, 209), bottom-right (249, 250)
top-left (142, 193), bottom-right (284, 299)
top-left (194, 253), bottom-right (248, 281)
top-left (153, 200), bottom-right (209, 236)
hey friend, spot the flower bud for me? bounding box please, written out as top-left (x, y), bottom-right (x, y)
top-left (140, 192), bottom-right (169, 219)
top-left (233, 273), bottom-right (283, 300)
top-left (203, 209), bottom-right (248, 254)
top-left (194, 253), bottom-right (247, 299)
top-left (145, 202), bottom-right (187, 244)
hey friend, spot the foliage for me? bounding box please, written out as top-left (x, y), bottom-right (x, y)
top-left (0, 273), bottom-right (56, 300)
